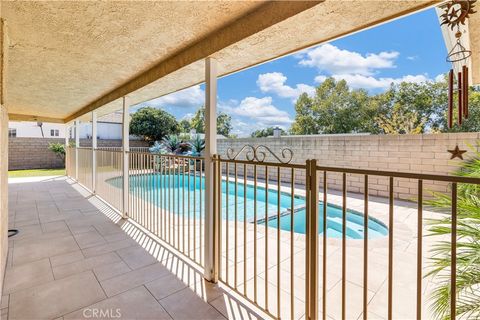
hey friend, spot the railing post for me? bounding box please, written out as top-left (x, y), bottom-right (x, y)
top-left (305, 159), bottom-right (319, 320)
top-left (75, 120), bottom-right (80, 180)
top-left (211, 154), bottom-right (220, 282)
top-left (122, 97), bottom-right (129, 219)
top-left (204, 57), bottom-right (218, 281)
top-left (92, 111), bottom-right (97, 193)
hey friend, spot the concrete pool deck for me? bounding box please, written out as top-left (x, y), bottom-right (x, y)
top-left (4, 176), bottom-right (442, 319)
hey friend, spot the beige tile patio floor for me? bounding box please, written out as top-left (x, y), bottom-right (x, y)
top-left (3, 176), bottom-right (444, 320)
top-left (3, 177), bottom-right (264, 320)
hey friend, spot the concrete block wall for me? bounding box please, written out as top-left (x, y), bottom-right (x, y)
top-left (8, 138), bottom-right (148, 170)
top-left (218, 133), bottom-right (480, 199)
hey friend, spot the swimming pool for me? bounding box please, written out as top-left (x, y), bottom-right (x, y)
top-left (108, 173), bottom-right (388, 239)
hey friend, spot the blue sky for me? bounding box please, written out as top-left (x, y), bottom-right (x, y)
top-left (134, 8), bottom-right (450, 137)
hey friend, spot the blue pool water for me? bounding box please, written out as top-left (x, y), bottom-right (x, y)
top-left (109, 173), bottom-right (387, 239)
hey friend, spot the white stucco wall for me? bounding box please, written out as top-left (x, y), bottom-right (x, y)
top-left (77, 122), bottom-right (122, 140)
top-left (8, 121), bottom-right (66, 138)
top-left (9, 121), bottom-right (125, 140)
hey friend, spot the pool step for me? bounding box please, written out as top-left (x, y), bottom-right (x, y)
top-left (255, 205), bottom-right (307, 224)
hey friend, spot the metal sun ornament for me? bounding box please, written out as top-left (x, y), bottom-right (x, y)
top-left (441, 0), bottom-right (475, 63)
top-left (440, 0), bottom-right (476, 30)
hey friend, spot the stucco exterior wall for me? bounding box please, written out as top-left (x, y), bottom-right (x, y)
top-left (218, 133), bottom-right (480, 199)
top-left (0, 105), bottom-right (8, 298)
top-left (8, 138), bottom-right (148, 170)
top-left (8, 121), bottom-right (66, 138)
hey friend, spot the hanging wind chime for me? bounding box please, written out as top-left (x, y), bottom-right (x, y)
top-left (441, 0), bottom-right (476, 128)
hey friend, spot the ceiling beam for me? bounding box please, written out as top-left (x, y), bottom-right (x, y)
top-left (9, 113), bottom-right (65, 123)
top-left (64, 0), bottom-right (321, 122)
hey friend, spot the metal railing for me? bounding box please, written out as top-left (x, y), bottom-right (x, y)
top-left (95, 149), bottom-right (123, 212)
top-left (213, 155), bottom-right (307, 319)
top-left (310, 165), bottom-right (480, 320)
top-left (127, 152), bottom-right (205, 267)
top-left (66, 146), bottom-right (75, 178)
top-left (96, 146), bottom-right (150, 152)
top-left (66, 146), bottom-right (480, 320)
top-left (77, 147), bottom-right (93, 190)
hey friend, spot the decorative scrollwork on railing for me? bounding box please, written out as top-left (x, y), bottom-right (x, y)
top-left (226, 144), bottom-right (294, 164)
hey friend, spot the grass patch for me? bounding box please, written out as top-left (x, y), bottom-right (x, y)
top-left (8, 168), bottom-right (66, 178)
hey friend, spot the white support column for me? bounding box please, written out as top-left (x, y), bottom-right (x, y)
top-left (64, 125), bottom-right (69, 177)
top-left (75, 120), bottom-right (80, 180)
top-left (122, 97), bottom-right (130, 219)
top-left (92, 111), bottom-right (97, 193)
top-left (204, 57), bottom-right (218, 281)
top-left (65, 125), bottom-right (69, 146)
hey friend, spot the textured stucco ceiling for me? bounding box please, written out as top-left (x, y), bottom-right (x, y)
top-left (2, 0), bottom-right (266, 120)
top-left (2, 0), bottom-right (444, 123)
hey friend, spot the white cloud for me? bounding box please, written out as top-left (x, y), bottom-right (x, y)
top-left (317, 73), bottom-right (430, 89)
top-left (298, 43), bottom-right (399, 76)
top-left (232, 97), bottom-right (292, 125)
top-left (314, 75), bottom-right (327, 83)
top-left (181, 113), bottom-right (194, 121)
top-left (229, 118), bottom-right (263, 137)
top-left (140, 85), bottom-right (204, 109)
top-left (406, 55), bottom-right (418, 61)
top-left (435, 73), bottom-right (445, 82)
top-left (221, 96), bottom-right (292, 137)
top-left (257, 72), bottom-right (315, 99)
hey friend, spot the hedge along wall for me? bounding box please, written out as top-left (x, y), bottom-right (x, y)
top-left (8, 138), bottom-right (149, 170)
top-left (217, 133), bottom-right (480, 200)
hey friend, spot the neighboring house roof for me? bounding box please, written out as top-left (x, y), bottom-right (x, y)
top-left (97, 111), bottom-right (124, 124)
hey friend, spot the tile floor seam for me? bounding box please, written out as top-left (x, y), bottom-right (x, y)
top-left (207, 295), bottom-right (230, 320)
top-left (142, 284), bottom-right (175, 320)
top-left (114, 247), bottom-right (156, 271)
top-left (47, 256), bottom-right (56, 282)
top-left (90, 268), bottom-right (109, 300)
top-left (91, 260), bottom-right (132, 282)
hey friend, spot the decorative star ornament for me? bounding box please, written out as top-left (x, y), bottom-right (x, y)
top-left (448, 145), bottom-right (467, 160)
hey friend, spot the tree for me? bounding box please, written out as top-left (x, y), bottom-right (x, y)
top-left (178, 119), bottom-right (191, 133)
top-left (190, 106), bottom-right (232, 136)
top-left (375, 106), bottom-right (425, 134)
top-left (372, 80), bottom-right (447, 134)
top-left (290, 78), bottom-right (378, 135)
top-left (129, 107), bottom-right (179, 142)
top-left (289, 76), bottom-right (480, 135)
top-left (251, 127), bottom-right (287, 138)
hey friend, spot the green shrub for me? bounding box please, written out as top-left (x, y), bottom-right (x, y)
top-left (48, 143), bottom-right (66, 161)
